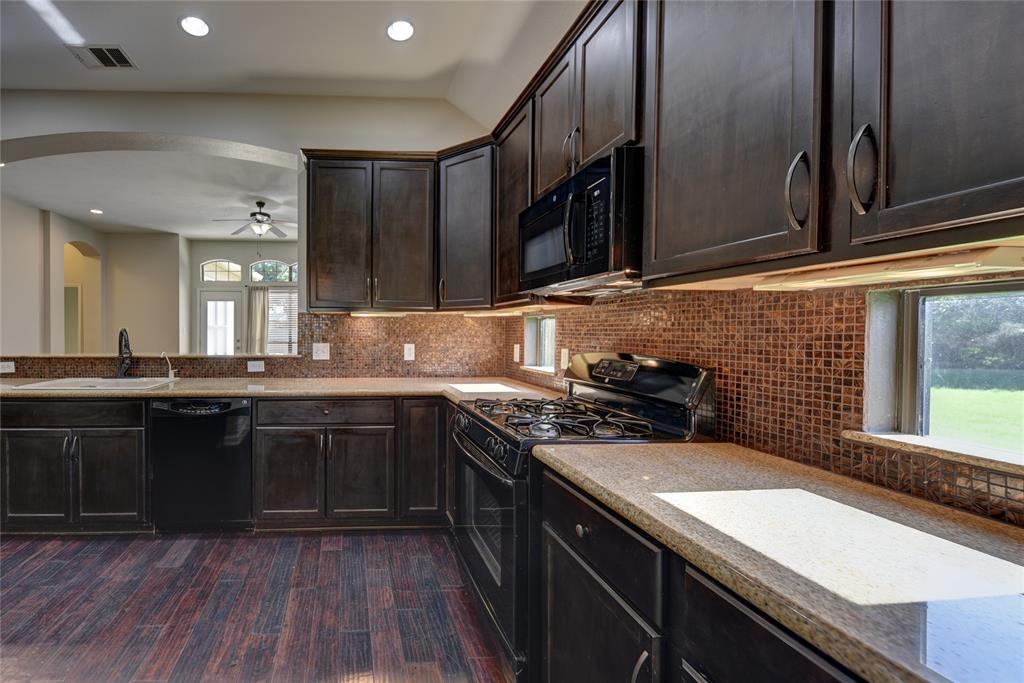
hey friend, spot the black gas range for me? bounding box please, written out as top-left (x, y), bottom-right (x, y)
top-left (449, 352), bottom-right (715, 679)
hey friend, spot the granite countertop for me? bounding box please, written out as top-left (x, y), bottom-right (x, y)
top-left (532, 442), bottom-right (1024, 683)
top-left (0, 376), bottom-right (558, 404)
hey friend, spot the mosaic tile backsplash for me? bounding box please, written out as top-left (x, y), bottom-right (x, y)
top-left (3, 284), bottom-right (1021, 526)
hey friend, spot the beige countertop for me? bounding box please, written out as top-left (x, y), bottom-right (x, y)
top-left (0, 376), bottom-right (558, 403)
top-left (532, 442), bottom-right (1024, 683)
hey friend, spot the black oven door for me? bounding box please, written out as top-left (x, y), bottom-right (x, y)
top-left (519, 187), bottom-right (585, 291)
top-left (452, 430), bottom-right (526, 660)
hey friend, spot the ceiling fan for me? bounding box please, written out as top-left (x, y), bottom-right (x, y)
top-left (212, 200), bottom-right (296, 238)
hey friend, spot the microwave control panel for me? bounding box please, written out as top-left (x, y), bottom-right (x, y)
top-left (585, 176), bottom-right (609, 262)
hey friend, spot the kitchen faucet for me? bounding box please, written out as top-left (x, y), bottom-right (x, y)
top-left (116, 328), bottom-right (133, 377)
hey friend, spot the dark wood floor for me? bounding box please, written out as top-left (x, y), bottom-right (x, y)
top-left (0, 531), bottom-right (511, 682)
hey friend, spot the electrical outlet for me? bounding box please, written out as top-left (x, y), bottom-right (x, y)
top-left (0, 361), bottom-right (14, 374)
top-left (513, 344), bottom-right (520, 362)
top-left (404, 343), bottom-right (415, 361)
top-left (312, 343), bottom-right (330, 360)
top-left (247, 360), bottom-right (265, 373)
top-left (560, 348), bottom-right (570, 370)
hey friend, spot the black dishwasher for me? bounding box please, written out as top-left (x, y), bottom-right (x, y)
top-left (151, 398), bottom-right (253, 532)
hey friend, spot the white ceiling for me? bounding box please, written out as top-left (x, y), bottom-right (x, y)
top-left (0, 0), bottom-right (584, 122)
top-left (0, 151), bottom-right (298, 241)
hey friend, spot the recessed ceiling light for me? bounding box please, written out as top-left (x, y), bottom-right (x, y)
top-left (179, 16), bottom-right (210, 37)
top-left (387, 20), bottom-right (414, 42)
top-left (90, 208), bottom-right (104, 215)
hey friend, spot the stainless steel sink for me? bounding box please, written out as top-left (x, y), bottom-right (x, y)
top-left (16, 377), bottom-right (175, 391)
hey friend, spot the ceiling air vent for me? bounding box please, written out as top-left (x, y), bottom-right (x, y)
top-left (67, 45), bottom-right (137, 69)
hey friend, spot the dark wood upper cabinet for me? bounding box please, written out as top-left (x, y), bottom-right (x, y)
top-left (574, 0), bottom-right (641, 169)
top-left (847, 1), bottom-right (1024, 243)
top-left (438, 146), bottom-right (493, 309)
top-left (399, 398), bottom-right (446, 519)
top-left (326, 426), bottom-right (395, 519)
top-left (494, 103), bottom-right (533, 305)
top-left (533, 51), bottom-right (578, 198)
top-left (644, 0), bottom-right (824, 278)
top-left (372, 161), bottom-right (436, 309)
top-left (74, 428), bottom-right (145, 524)
top-left (254, 427), bottom-right (325, 521)
top-left (0, 429), bottom-right (72, 526)
top-left (307, 159), bottom-right (373, 309)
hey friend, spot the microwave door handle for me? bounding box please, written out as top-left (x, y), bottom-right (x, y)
top-left (562, 192), bottom-right (578, 266)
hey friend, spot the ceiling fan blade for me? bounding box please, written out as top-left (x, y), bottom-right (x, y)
top-left (268, 225), bottom-right (288, 238)
top-left (276, 221), bottom-right (298, 227)
top-left (211, 218), bottom-right (250, 222)
top-left (230, 225), bottom-right (251, 235)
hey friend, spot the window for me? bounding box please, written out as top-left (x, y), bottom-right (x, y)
top-left (266, 287), bottom-right (299, 355)
top-left (205, 299), bottom-right (236, 355)
top-left (524, 315), bottom-right (556, 372)
top-left (250, 259), bottom-right (294, 283)
top-left (899, 281), bottom-right (1024, 460)
top-left (201, 259), bottom-right (242, 282)
top-left (289, 262), bottom-right (299, 282)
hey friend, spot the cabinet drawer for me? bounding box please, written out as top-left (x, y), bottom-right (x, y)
top-left (0, 401), bottom-right (144, 428)
top-left (256, 399), bottom-right (395, 426)
top-left (542, 470), bottom-right (664, 627)
top-left (669, 560), bottom-right (855, 683)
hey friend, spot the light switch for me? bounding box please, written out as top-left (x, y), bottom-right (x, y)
top-left (513, 344), bottom-right (520, 362)
top-left (247, 360), bottom-right (265, 373)
top-left (404, 343), bottom-right (415, 361)
top-left (0, 361), bottom-right (14, 374)
top-left (312, 343), bottom-right (330, 360)
top-left (560, 348), bottom-right (570, 370)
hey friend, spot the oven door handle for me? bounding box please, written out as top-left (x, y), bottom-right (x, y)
top-left (453, 430), bottom-right (516, 488)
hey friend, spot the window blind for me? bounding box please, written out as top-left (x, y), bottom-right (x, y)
top-left (266, 287), bottom-right (298, 355)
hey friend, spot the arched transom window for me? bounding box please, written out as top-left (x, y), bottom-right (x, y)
top-left (251, 259), bottom-right (297, 283)
top-left (201, 259), bottom-right (241, 282)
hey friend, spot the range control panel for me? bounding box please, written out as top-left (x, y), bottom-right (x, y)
top-left (592, 358), bottom-right (639, 382)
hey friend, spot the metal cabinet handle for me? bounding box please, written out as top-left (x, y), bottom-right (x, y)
top-left (319, 432), bottom-right (325, 456)
top-left (365, 277), bottom-right (371, 301)
top-left (327, 432), bottom-right (333, 453)
top-left (561, 130), bottom-right (573, 171)
top-left (62, 433), bottom-right (70, 460)
top-left (373, 277), bottom-right (379, 301)
top-left (846, 122), bottom-right (876, 215)
top-left (630, 650), bottom-right (650, 683)
top-left (574, 523), bottom-right (589, 538)
top-left (70, 434), bottom-right (80, 463)
top-left (438, 277), bottom-right (445, 303)
top-left (562, 192), bottom-right (578, 265)
top-left (784, 150), bottom-right (809, 231)
top-left (570, 126), bottom-right (581, 167)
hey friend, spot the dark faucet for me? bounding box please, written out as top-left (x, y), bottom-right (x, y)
top-left (116, 328), bottom-right (133, 377)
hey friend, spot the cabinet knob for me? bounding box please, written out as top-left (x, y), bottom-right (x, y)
top-left (322, 409), bottom-right (330, 415)
top-left (575, 523), bottom-right (589, 538)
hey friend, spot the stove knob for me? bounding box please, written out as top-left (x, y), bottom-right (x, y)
top-left (454, 413), bottom-right (469, 431)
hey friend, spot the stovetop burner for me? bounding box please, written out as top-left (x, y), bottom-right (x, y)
top-left (473, 398), bottom-right (658, 441)
top-left (475, 397), bottom-right (591, 418)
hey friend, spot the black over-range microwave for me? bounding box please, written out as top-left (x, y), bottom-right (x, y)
top-left (518, 145), bottom-right (643, 295)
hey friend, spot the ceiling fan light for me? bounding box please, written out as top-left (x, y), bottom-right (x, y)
top-left (249, 222), bottom-right (270, 236)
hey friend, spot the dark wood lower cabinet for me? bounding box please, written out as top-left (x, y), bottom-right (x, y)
top-left (399, 398), bottom-right (446, 519)
top-left (326, 426), bottom-right (395, 519)
top-left (254, 427), bottom-right (325, 521)
top-left (74, 428), bottom-right (145, 524)
top-left (0, 429), bottom-right (72, 525)
top-left (539, 522), bottom-right (661, 683)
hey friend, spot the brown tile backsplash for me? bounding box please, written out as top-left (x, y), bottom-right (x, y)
top-left (3, 279), bottom-right (1021, 526)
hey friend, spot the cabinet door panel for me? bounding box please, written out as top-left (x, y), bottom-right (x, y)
top-left (494, 103), bottom-right (533, 304)
top-left (439, 146), bottom-right (493, 309)
top-left (540, 523), bottom-right (660, 683)
top-left (255, 427), bottom-right (325, 520)
top-left (534, 52), bottom-right (577, 198)
top-left (74, 429), bottom-right (145, 524)
top-left (308, 160), bottom-right (373, 308)
top-left (373, 161), bottom-right (436, 309)
top-left (644, 0), bottom-right (822, 277)
top-left (0, 429), bottom-right (71, 525)
top-left (399, 399), bottom-right (445, 519)
top-left (575, 0), bottom-right (640, 168)
top-left (326, 427), bottom-right (395, 519)
top-left (849, 1), bottom-right (1024, 242)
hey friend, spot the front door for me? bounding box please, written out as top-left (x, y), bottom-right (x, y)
top-left (199, 290), bottom-right (243, 355)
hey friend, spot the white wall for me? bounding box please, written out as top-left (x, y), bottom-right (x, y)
top-left (62, 242), bottom-right (103, 352)
top-left (0, 194), bottom-right (46, 353)
top-left (105, 233), bottom-right (181, 354)
top-left (1, 91), bottom-right (486, 154)
top-left (45, 212), bottom-right (107, 354)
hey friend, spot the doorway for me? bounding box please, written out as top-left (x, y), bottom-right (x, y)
top-left (199, 290), bottom-right (243, 355)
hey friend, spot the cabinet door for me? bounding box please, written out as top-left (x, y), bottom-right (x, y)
top-left (494, 103), bottom-right (533, 305)
top-left (73, 428), bottom-right (145, 524)
top-left (325, 427), bottom-right (395, 519)
top-left (373, 161), bottom-right (436, 309)
top-left (399, 399), bottom-right (445, 519)
top-left (540, 523), bottom-right (660, 683)
top-left (574, 0), bottom-right (640, 168)
top-left (644, 1), bottom-right (823, 277)
top-left (847, 1), bottom-right (1024, 243)
top-left (533, 51), bottom-right (577, 198)
top-left (0, 429), bottom-right (72, 526)
top-left (307, 159), bottom-right (373, 309)
top-left (254, 427), bottom-right (325, 520)
top-left (438, 146), bottom-right (494, 309)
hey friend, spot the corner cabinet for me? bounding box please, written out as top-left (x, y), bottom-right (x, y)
top-left (845, 1), bottom-right (1024, 243)
top-left (643, 0), bottom-right (824, 278)
top-left (494, 103), bottom-right (533, 305)
top-left (306, 156), bottom-right (435, 311)
top-left (438, 146), bottom-right (494, 309)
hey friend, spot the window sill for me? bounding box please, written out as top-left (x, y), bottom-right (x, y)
top-left (520, 365), bottom-right (556, 376)
top-left (841, 430), bottom-right (1024, 475)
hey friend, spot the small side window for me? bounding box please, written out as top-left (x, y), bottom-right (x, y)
top-left (524, 315), bottom-right (557, 373)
